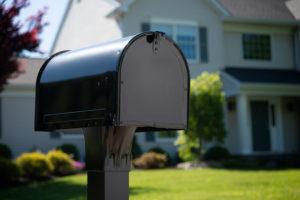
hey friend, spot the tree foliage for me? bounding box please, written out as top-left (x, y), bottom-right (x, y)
top-left (0, 0), bottom-right (47, 91)
top-left (175, 72), bottom-right (226, 161)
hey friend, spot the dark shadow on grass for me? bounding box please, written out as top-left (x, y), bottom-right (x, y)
top-left (204, 154), bottom-right (300, 171)
top-left (130, 186), bottom-right (169, 196)
top-left (0, 177), bottom-right (169, 199)
top-left (0, 179), bottom-right (86, 200)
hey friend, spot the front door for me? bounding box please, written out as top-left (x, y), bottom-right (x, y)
top-left (250, 101), bottom-right (271, 152)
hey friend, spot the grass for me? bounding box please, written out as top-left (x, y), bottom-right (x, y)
top-left (1, 169), bottom-right (300, 200)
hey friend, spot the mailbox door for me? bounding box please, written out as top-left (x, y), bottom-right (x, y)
top-left (118, 33), bottom-right (189, 131)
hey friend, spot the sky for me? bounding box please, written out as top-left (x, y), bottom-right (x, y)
top-left (6, 0), bottom-right (70, 57)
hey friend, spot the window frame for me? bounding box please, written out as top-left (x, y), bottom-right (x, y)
top-left (150, 19), bottom-right (200, 64)
top-left (242, 33), bottom-right (272, 61)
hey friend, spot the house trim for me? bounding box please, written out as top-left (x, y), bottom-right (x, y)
top-left (50, 0), bottom-right (73, 54)
top-left (1, 84), bottom-right (35, 98)
top-left (222, 16), bottom-right (300, 26)
top-left (241, 83), bottom-right (300, 96)
top-left (107, 0), bottom-right (137, 18)
top-left (224, 23), bottom-right (294, 35)
top-left (207, 0), bottom-right (230, 16)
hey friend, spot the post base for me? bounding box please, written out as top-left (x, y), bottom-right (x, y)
top-left (84, 126), bottom-right (136, 200)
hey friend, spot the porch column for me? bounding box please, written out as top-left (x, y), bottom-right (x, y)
top-left (236, 94), bottom-right (252, 154)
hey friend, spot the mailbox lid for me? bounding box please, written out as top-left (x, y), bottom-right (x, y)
top-left (39, 37), bottom-right (133, 84)
top-left (35, 36), bottom-right (134, 131)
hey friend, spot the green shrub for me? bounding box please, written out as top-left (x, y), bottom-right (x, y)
top-left (176, 72), bottom-right (226, 160)
top-left (203, 146), bottom-right (230, 161)
top-left (16, 152), bottom-right (52, 180)
top-left (175, 131), bottom-right (199, 161)
top-left (133, 152), bottom-right (167, 169)
top-left (0, 143), bottom-right (12, 159)
top-left (57, 144), bottom-right (80, 161)
top-left (47, 150), bottom-right (75, 176)
top-left (0, 157), bottom-right (20, 186)
top-left (148, 147), bottom-right (171, 165)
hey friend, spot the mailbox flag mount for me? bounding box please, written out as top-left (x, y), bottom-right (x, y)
top-left (35, 32), bottom-right (190, 132)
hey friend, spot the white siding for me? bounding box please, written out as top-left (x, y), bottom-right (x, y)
top-left (224, 99), bottom-right (240, 154)
top-left (0, 91), bottom-right (85, 158)
top-left (136, 133), bottom-right (178, 158)
top-left (52, 0), bottom-right (122, 53)
top-left (119, 0), bottom-right (225, 78)
top-left (281, 97), bottom-right (300, 153)
top-left (224, 23), bottom-right (295, 69)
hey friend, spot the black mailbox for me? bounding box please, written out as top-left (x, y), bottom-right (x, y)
top-left (35, 32), bottom-right (189, 132)
top-left (35, 32), bottom-right (190, 200)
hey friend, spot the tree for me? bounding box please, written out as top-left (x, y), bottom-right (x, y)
top-left (0, 0), bottom-right (47, 91)
top-left (175, 72), bottom-right (226, 161)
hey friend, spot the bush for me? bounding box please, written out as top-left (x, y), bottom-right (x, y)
top-left (0, 157), bottom-right (20, 186)
top-left (203, 146), bottom-right (230, 161)
top-left (176, 72), bottom-right (226, 160)
top-left (0, 143), bottom-right (12, 159)
top-left (133, 152), bottom-right (167, 169)
top-left (16, 152), bottom-right (52, 180)
top-left (175, 131), bottom-right (199, 161)
top-left (47, 150), bottom-right (75, 176)
top-left (72, 161), bottom-right (85, 171)
top-left (57, 144), bottom-right (80, 161)
top-left (148, 147), bottom-right (171, 165)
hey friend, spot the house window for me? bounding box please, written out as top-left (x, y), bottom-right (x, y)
top-left (151, 23), bottom-right (199, 62)
top-left (243, 33), bottom-right (271, 60)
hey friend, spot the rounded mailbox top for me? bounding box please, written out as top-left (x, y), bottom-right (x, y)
top-left (35, 32), bottom-right (190, 132)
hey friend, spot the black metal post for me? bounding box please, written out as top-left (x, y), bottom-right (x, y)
top-left (83, 126), bottom-right (136, 200)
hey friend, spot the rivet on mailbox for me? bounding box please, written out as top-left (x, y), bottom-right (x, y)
top-left (35, 32), bottom-right (190, 200)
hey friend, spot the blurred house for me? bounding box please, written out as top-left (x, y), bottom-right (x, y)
top-left (1, 0), bottom-right (299, 159)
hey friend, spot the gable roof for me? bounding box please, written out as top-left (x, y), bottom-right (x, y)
top-left (218, 0), bottom-right (300, 22)
top-left (8, 58), bottom-right (45, 86)
top-left (224, 67), bottom-right (300, 84)
top-left (114, 0), bottom-right (126, 3)
top-left (109, 0), bottom-right (300, 24)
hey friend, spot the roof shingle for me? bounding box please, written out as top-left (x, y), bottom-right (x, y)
top-left (218, 0), bottom-right (299, 21)
top-left (8, 58), bottom-right (45, 86)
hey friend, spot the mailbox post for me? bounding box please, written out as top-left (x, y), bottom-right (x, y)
top-left (35, 32), bottom-right (190, 200)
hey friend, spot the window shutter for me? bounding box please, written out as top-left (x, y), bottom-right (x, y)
top-left (145, 132), bottom-right (155, 142)
top-left (199, 27), bottom-right (208, 63)
top-left (141, 23), bottom-right (150, 32)
top-left (0, 98), bottom-right (2, 139)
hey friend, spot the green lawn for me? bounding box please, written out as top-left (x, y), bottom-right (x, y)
top-left (1, 169), bottom-right (300, 200)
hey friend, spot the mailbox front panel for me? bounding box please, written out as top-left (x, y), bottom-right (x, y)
top-left (118, 33), bottom-right (189, 131)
